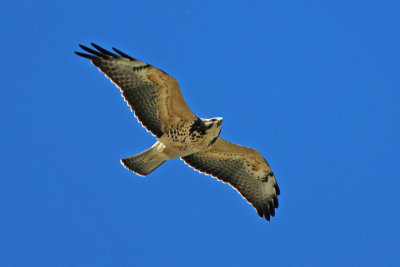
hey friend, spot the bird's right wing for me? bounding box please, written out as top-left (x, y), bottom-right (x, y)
top-left (182, 138), bottom-right (280, 221)
top-left (75, 43), bottom-right (197, 138)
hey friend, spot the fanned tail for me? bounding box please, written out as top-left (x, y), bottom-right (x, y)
top-left (121, 145), bottom-right (166, 176)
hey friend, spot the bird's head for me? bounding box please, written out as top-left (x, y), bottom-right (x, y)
top-left (204, 117), bottom-right (223, 141)
top-left (190, 117), bottom-right (223, 146)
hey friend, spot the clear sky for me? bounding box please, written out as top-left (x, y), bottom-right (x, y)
top-left (1, 1), bottom-right (399, 266)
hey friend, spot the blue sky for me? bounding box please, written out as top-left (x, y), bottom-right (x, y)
top-left (1, 1), bottom-right (399, 266)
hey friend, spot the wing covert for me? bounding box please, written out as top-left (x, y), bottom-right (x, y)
top-left (182, 138), bottom-right (280, 221)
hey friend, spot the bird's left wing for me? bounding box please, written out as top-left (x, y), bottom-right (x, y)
top-left (182, 138), bottom-right (280, 221)
top-left (75, 43), bottom-right (197, 138)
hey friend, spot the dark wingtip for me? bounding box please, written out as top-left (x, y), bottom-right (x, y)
top-left (74, 51), bottom-right (95, 60)
top-left (260, 204), bottom-right (271, 222)
top-left (78, 44), bottom-right (108, 58)
top-left (273, 196), bottom-right (279, 208)
top-left (269, 201), bottom-right (275, 217)
top-left (257, 208), bottom-right (263, 218)
top-left (91, 43), bottom-right (118, 57)
top-left (274, 183), bottom-right (281, 195)
top-left (256, 204), bottom-right (275, 221)
top-left (112, 47), bottom-right (136, 60)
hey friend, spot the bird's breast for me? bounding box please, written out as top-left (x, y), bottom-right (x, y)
top-left (159, 123), bottom-right (211, 158)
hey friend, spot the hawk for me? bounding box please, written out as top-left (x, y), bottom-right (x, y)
top-left (75, 43), bottom-right (280, 221)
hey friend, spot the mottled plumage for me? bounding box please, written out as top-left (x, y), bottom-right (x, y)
top-left (182, 138), bottom-right (279, 220)
top-left (75, 43), bottom-right (280, 221)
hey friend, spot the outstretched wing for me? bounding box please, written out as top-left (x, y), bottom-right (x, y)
top-left (75, 43), bottom-right (197, 138)
top-left (182, 138), bottom-right (280, 221)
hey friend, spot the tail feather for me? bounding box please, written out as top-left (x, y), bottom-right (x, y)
top-left (121, 146), bottom-right (166, 176)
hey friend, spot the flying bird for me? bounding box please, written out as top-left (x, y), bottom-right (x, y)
top-left (75, 43), bottom-right (280, 221)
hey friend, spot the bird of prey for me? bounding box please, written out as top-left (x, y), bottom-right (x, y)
top-left (75, 43), bottom-right (280, 221)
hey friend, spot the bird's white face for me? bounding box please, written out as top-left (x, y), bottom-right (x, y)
top-left (204, 117), bottom-right (223, 140)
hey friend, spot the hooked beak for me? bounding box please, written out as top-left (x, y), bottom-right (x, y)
top-left (216, 117), bottom-right (223, 126)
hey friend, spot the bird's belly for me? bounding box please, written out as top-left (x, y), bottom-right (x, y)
top-left (161, 141), bottom-right (203, 158)
top-left (159, 135), bottom-right (208, 159)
